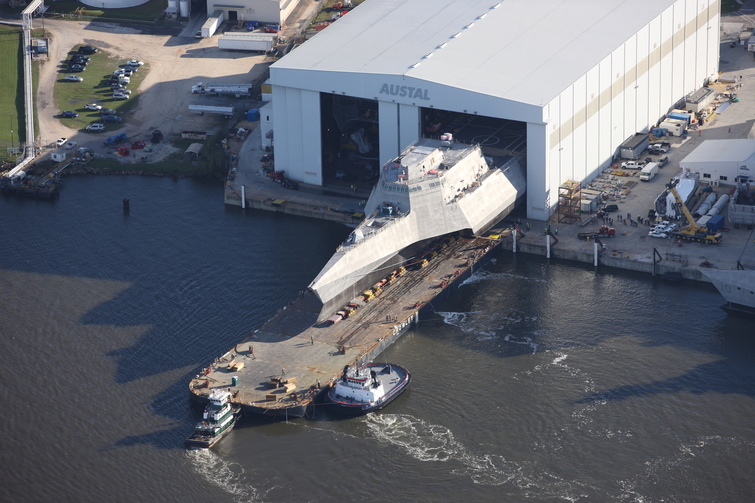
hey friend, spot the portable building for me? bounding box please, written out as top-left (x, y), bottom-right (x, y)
top-left (620, 133), bottom-right (649, 160)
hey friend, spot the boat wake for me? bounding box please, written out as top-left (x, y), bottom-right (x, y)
top-left (617, 435), bottom-right (755, 502)
top-left (438, 310), bottom-right (539, 353)
top-left (460, 269), bottom-right (547, 287)
top-left (365, 412), bottom-right (518, 485)
top-left (187, 448), bottom-right (268, 503)
top-left (364, 413), bottom-right (599, 498)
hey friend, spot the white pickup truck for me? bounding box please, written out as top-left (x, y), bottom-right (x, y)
top-left (621, 160), bottom-right (645, 169)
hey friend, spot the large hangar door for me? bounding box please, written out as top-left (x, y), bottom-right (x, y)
top-left (320, 94), bottom-right (380, 188)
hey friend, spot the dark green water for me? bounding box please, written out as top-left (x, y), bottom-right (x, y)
top-left (1, 176), bottom-right (753, 502)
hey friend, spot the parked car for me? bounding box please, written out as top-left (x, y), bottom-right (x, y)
top-left (61, 111), bottom-right (78, 118)
top-left (127, 60), bottom-right (144, 67)
top-left (100, 108), bottom-right (116, 116)
top-left (657, 156), bottom-right (669, 167)
top-left (101, 115), bottom-right (122, 123)
top-left (113, 92), bottom-right (129, 100)
top-left (78, 45), bottom-right (98, 54)
top-left (194, 31), bottom-right (202, 38)
top-left (68, 64), bottom-right (86, 72)
top-left (71, 54), bottom-right (90, 62)
top-left (113, 69), bottom-right (125, 76)
top-left (652, 222), bottom-right (677, 233)
top-left (86, 123), bottom-right (106, 132)
top-left (281, 178), bottom-right (299, 190)
top-left (55, 138), bottom-right (67, 147)
top-left (603, 204), bottom-right (619, 213)
top-left (111, 88), bottom-right (131, 94)
top-left (65, 141), bottom-right (77, 150)
top-left (85, 103), bottom-right (102, 111)
top-left (64, 75), bottom-right (83, 82)
top-left (118, 76), bottom-right (130, 84)
top-left (123, 65), bottom-right (137, 72)
top-left (648, 230), bottom-right (670, 238)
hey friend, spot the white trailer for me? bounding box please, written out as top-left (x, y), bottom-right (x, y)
top-left (188, 105), bottom-right (234, 118)
top-left (201, 10), bottom-right (224, 38)
top-left (191, 81), bottom-right (252, 98)
top-left (748, 35), bottom-right (755, 52)
top-left (218, 34), bottom-right (276, 52)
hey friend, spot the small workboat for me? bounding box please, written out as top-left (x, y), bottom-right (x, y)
top-left (327, 363), bottom-right (411, 416)
top-left (185, 389), bottom-right (240, 448)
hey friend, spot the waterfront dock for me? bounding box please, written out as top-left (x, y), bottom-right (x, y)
top-left (190, 233), bottom-right (497, 417)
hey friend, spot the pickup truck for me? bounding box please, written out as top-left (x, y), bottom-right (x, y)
top-left (621, 160), bottom-right (644, 169)
top-left (650, 142), bottom-right (670, 153)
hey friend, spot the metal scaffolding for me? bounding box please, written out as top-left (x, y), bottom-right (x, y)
top-left (557, 180), bottom-right (581, 224)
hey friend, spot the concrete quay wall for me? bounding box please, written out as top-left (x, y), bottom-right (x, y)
top-left (224, 184), bottom-right (362, 225)
top-left (505, 238), bottom-right (713, 283)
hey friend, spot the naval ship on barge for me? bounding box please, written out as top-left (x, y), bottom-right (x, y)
top-left (189, 137), bottom-right (525, 418)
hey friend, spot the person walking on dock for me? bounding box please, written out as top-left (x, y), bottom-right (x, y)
top-left (281, 367), bottom-right (286, 375)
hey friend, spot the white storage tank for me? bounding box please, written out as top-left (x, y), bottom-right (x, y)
top-left (696, 193), bottom-right (717, 216)
top-left (179, 0), bottom-right (190, 18)
top-left (167, 0), bottom-right (177, 10)
top-left (709, 194), bottom-right (730, 216)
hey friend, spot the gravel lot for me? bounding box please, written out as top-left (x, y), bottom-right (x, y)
top-left (37, 19), bottom-right (271, 159)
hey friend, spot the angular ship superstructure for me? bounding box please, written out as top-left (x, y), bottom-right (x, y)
top-left (309, 137), bottom-right (526, 319)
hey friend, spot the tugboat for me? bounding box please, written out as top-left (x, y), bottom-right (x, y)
top-left (327, 363), bottom-right (411, 416)
top-left (185, 389), bottom-right (240, 448)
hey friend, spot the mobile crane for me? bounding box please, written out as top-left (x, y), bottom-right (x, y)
top-left (666, 184), bottom-right (723, 244)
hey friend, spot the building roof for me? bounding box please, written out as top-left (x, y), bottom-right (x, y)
top-left (273, 0), bottom-right (677, 106)
top-left (681, 140), bottom-right (755, 164)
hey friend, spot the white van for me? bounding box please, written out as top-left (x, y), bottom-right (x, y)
top-left (639, 162), bottom-right (659, 181)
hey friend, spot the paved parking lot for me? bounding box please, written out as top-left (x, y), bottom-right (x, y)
top-left (36, 19), bottom-right (271, 160)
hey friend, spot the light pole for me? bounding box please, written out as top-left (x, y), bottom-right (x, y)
top-left (9, 112), bottom-right (13, 152)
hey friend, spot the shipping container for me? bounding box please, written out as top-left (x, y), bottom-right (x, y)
top-left (706, 214), bottom-right (724, 232)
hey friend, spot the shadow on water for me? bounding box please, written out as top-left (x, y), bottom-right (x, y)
top-left (429, 248), bottom-right (755, 402)
top-left (1, 176), bottom-right (350, 451)
top-left (574, 322), bottom-right (755, 404)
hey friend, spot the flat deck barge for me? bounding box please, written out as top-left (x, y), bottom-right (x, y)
top-left (189, 233), bottom-right (498, 418)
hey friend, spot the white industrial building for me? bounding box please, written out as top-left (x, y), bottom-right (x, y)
top-left (268, 0), bottom-right (720, 221)
top-left (680, 139), bottom-right (755, 185)
top-left (205, 0), bottom-right (301, 25)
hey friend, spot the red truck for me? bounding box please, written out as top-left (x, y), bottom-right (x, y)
top-left (578, 225), bottom-right (616, 240)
